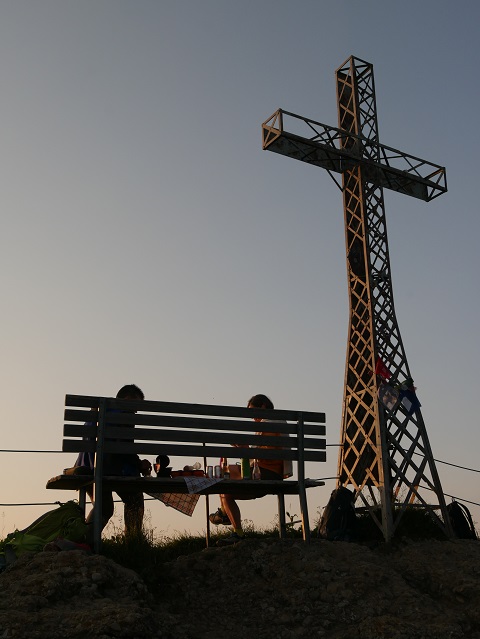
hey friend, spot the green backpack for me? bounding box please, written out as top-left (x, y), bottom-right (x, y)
top-left (0, 501), bottom-right (88, 560)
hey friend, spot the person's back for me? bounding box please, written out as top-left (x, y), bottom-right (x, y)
top-left (210, 394), bottom-right (284, 546)
top-left (85, 384), bottom-right (152, 539)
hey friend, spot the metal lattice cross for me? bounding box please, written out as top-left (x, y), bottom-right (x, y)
top-left (262, 55), bottom-right (451, 541)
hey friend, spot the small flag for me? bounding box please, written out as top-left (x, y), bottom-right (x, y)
top-left (399, 388), bottom-right (421, 415)
top-left (395, 378), bottom-right (421, 415)
top-left (375, 357), bottom-right (392, 380)
top-left (378, 383), bottom-right (399, 411)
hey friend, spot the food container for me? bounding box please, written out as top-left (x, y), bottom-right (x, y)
top-left (228, 464), bottom-right (242, 480)
top-left (170, 469), bottom-right (205, 477)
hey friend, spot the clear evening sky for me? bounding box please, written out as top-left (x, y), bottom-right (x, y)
top-left (1, 1), bottom-right (479, 538)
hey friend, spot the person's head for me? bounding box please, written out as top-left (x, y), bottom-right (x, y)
top-left (247, 394), bottom-right (274, 410)
top-left (247, 394), bottom-right (274, 422)
top-left (116, 384), bottom-right (145, 401)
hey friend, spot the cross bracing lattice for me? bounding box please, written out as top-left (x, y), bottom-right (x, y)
top-left (262, 55), bottom-right (451, 541)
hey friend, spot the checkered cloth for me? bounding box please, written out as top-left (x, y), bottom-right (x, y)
top-left (147, 476), bottom-right (223, 516)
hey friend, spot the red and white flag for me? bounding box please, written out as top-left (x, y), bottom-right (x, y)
top-left (375, 357), bottom-right (392, 380)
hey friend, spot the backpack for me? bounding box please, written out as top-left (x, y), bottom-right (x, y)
top-left (0, 501), bottom-right (89, 562)
top-left (318, 486), bottom-right (357, 541)
top-left (447, 500), bottom-right (477, 540)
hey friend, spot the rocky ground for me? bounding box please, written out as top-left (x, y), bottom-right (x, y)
top-left (0, 538), bottom-right (479, 639)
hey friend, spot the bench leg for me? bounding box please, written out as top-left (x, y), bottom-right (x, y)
top-left (92, 491), bottom-right (102, 553)
top-left (278, 494), bottom-right (287, 539)
top-left (78, 487), bottom-right (87, 515)
top-left (298, 484), bottom-right (311, 543)
top-left (205, 494), bottom-right (211, 547)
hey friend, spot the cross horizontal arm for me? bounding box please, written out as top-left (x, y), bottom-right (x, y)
top-left (262, 109), bottom-right (447, 202)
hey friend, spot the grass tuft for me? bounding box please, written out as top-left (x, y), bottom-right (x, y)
top-left (100, 518), bottom-right (295, 590)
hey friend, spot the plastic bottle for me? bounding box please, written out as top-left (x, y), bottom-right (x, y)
top-left (252, 460), bottom-right (261, 480)
top-left (241, 458), bottom-right (251, 479)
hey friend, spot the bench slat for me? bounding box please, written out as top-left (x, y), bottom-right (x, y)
top-left (65, 395), bottom-right (326, 423)
top-left (64, 410), bottom-right (326, 436)
top-left (63, 424), bottom-right (326, 450)
top-left (63, 424), bottom-right (97, 438)
top-left (62, 439), bottom-right (327, 462)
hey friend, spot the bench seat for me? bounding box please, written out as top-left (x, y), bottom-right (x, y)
top-left (46, 474), bottom-right (325, 495)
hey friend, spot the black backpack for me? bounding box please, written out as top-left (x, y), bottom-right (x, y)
top-left (318, 486), bottom-right (357, 541)
top-left (447, 500), bottom-right (477, 540)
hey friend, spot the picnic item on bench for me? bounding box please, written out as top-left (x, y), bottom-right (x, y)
top-left (63, 466), bottom-right (93, 476)
top-left (148, 491), bottom-right (200, 516)
top-left (170, 462), bottom-right (205, 477)
top-left (229, 463), bottom-right (241, 479)
top-left (241, 457), bottom-right (251, 479)
top-left (149, 475), bottom-right (223, 516)
top-left (171, 469), bottom-right (205, 477)
top-left (252, 460), bottom-right (261, 480)
top-left (222, 457), bottom-right (230, 478)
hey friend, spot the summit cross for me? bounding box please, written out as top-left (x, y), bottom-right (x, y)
top-left (262, 55), bottom-right (452, 541)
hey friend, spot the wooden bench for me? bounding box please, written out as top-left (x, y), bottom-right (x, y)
top-left (46, 394), bottom-right (326, 552)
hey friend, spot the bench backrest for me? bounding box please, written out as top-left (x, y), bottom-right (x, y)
top-left (63, 395), bottom-right (326, 468)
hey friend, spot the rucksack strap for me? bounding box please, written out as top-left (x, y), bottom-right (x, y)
top-left (456, 501), bottom-right (477, 539)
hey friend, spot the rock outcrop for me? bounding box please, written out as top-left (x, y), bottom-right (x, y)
top-left (1, 538), bottom-right (479, 639)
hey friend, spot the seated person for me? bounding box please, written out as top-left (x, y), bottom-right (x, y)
top-left (209, 393), bottom-right (284, 546)
top-left (77, 384), bottom-right (152, 539)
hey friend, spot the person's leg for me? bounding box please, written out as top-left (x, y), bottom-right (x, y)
top-left (220, 493), bottom-right (258, 538)
top-left (220, 494), bottom-right (242, 530)
top-left (118, 489), bottom-right (144, 537)
top-left (219, 468), bottom-right (281, 534)
top-left (215, 493), bottom-right (257, 546)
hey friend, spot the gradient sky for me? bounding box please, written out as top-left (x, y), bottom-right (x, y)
top-left (1, 1), bottom-right (479, 539)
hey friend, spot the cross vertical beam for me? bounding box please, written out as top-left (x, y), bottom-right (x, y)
top-left (262, 55), bottom-right (452, 541)
top-left (336, 58), bottom-right (396, 538)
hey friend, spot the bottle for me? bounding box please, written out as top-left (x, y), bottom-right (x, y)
top-left (222, 456), bottom-right (230, 479)
top-left (252, 460), bottom-right (261, 480)
top-left (241, 457), bottom-right (251, 479)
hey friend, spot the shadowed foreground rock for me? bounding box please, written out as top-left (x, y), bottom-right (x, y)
top-left (1, 538), bottom-right (479, 639)
top-left (0, 550), bottom-right (156, 638)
